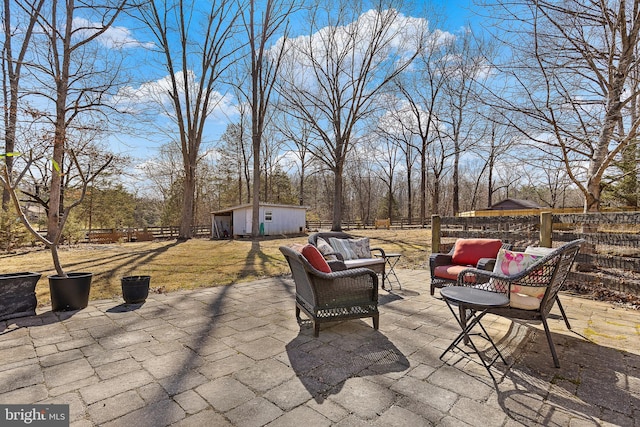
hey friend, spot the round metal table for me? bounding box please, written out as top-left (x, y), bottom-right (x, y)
top-left (439, 286), bottom-right (510, 380)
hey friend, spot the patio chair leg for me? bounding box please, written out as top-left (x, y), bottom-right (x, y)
top-left (555, 296), bottom-right (572, 330)
top-left (373, 314), bottom-right (379, 330)
top-left (541, 316), bottom-right (560, 368)
top-left (313, 322), bottom-right (320, 337)
top-left (295, 305), bottom-right (302, 323)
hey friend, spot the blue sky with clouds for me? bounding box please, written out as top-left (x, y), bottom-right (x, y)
top-left (110, 0), bottom-right (483, 165)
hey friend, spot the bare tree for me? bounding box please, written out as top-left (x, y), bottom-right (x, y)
top-left (441, 28), bottom-right (492, 215)
top-left (136, 0), bottom-right (240, 240)
top-left (392, 23), bottom-right (450, 223)
top-left (275, 110), bottom-right (316, 206)
top-left (0, 0), bottom-right (129, 275)
top-left (235, 0), bottom-right (294, 237)
top-left (484, 0), bottom-right (640, 212)
top-left (1, 0), bottom-right (45, 207)
top-left (217, 121), bottom-right (251, 206)
top-left (278, 0), bottom-right (424, 230)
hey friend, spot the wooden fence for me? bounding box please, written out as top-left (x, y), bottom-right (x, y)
top-left (431, 212), bottom-right (640, 296)
top-left (306, 218), bottom-right (428, 230)
top-left (85, 225), bottom-right (212, 243)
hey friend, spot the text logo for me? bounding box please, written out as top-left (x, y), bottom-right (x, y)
top-left (1, 405), bottom-right (69, 426)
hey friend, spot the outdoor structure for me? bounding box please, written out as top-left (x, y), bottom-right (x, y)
top-left (488, 198), bottom-right (543, 210)
top-left (211, 203), bottom-right (307, 238)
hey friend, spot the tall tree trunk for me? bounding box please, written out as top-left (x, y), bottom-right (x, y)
top-left (387, 177), bottom-right (393, 220)
top-left (431, 176), bottom-right (440, 215)
top-left (331, 164), bottom-right (343, 231)
top-left (420, 138), bottom-right (427, 225)
top-left (452, 144), bottom-right (460, 215)
top-left (299, 162), bottom-right (305, 205)
top-left (179, 161), bottom-right (196, 240)
top-left (406, 157), bottom-right (412, 225)
top-left (251, 132), bottom-right (261, 236)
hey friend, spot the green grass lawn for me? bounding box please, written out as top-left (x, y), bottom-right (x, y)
top-left (0, 229), bottom-right (431, 307)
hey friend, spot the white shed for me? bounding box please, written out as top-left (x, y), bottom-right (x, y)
top-left (211, 203), bottom-right (307, 238)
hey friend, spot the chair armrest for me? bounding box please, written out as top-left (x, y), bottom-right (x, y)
top-left (370, 247), bottom-right (386, 258)
top-left (324, 251), bottom-right (344, 261)
top-left (429, 253), bottom-right (453, 276)
top-left (328, 260), bottom-right (347, 271)
top-left (430, 253), bottom-right (453, 266)
top-left (476, 257), bottom-right (497, 271)
top-left (456, 267), bottom-right (511, 293)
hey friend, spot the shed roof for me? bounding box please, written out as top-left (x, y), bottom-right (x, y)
top-left (211, 203), bottom-right (307, 215)
top-left (488, 198), bottom-right (543, 210)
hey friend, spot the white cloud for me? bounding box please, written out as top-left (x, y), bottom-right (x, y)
top-left (115, 70), bottom-right (237, 121)
top-left (378, 99), bottom-right (443, 136)
top-left (72, 17), bottom-right (154, 49)
top-left (276, 9), bottom-right (435, 88)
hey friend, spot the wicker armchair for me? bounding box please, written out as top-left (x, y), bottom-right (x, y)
top-left (280, 246), bottom-right (379, 337)
top-left (455, 239), bottom-right (584, 368)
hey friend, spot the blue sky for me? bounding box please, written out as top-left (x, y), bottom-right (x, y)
top-left (110, 0), bottom-right (484, 167)
top-left (438, 0), bottom-right (480, 30)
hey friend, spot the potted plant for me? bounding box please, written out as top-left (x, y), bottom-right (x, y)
top-left (1, 151), bottom-right (111, 311)
top-left (0, 271), bottom-right (42, 321)
top-left (121, 275), bottom-right (151, 304)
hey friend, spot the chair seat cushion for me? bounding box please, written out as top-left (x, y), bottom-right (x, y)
top-left (451, 239), bottom-right (503, 266)
top-left (302, 244), bottom-right (331, 273)
top-left (510, 292), bottom-right (541, 310)
top-left (434, 264), bottom-right (471, 281)
top-left (344, 258), bottom-right (385, 269)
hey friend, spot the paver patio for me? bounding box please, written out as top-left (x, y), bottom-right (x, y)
top-left (0, 269), bottom-right (638, 426)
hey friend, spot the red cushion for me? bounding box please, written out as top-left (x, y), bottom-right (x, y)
top-left (434, 265), bottom-right (478, 283)
top-left (301, 244), bottom-right (331, 273)
top-left (451, 239), bottom-right (503, 266)
top-left (434, 265), bottom-right (469, 280)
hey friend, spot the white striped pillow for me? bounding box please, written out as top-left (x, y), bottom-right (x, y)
top-left (329, 238), bottom-right (357, 260)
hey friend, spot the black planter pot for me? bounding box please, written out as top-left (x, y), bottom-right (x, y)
top-left (0, 272), bottom-right (42, 321)
top-left (121, 276), bottom-right (150, 304)
top-left (48, 272), bottom-right (93, 312)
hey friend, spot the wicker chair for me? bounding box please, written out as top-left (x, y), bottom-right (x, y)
top-left (308, 232), bottom-right (387, 287)
top-left (430, 239), bottom-right (510, 296)
top-left (454, 239), bottom-right (584, 368)
top-left (280, 246), bottom-right (379, 337)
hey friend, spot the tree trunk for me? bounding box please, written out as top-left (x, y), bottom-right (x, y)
top-left (386, 174), bottom-right (393, 220)
top-left (420, 138), bottom-right (427, 225)
top-left (299, 162), bottom-right (305, 205)
top-left (406, 159), bottom-right (412, 225)
top-left (2, 78), bottom-right (18, 209)
top-left (452, 144), bottom-right (459, 215)
top-left (251, 132), bottom-right (261, 237)
top-left (331, 165), bottom-right (343, 231)
top-left (178, 162), bottom-right (196, 240)
top-left (431, 177), bottom-right (440, 215)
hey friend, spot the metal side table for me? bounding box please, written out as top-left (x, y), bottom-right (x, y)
top-left (439, 286), bottom-right (510, 380)
top-left (376, 253), bottom-right (402, 290)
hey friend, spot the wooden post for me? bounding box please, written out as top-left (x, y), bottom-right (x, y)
top-left (431, 214), bottom-right (441, 253)
top-left (540, 211), bottom-right (552, 247)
